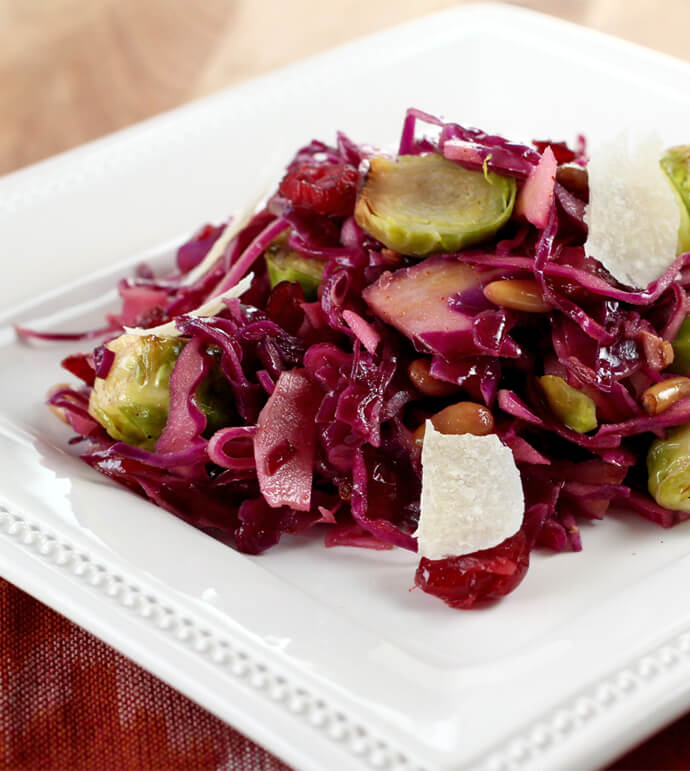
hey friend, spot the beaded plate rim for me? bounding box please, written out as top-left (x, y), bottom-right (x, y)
top-left (3, 499), bottom-right (690, 771)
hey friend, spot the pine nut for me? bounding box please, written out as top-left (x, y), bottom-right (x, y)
top-left (483, 279), bottom-right (551, 313)
top-left (556, 164), bottom-right (588, 197)
top-left (639, 330), bottom-right (674, 371)
top-left (381, 248), bottom-right (402, 265)
top-left (408, 358), bottom-right (459, 397)
top-left (642, 376), bottom-right (690, 415)
top-left (413, 401), bottom-right (494, 446)
top-left (46, 383), bottom-right (73, 425)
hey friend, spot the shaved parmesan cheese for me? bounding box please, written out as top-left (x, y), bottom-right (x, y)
top-left (181, 186), bottom-right (270, 287)
top-left (415, 423), bottom-right (524, 560)
top-left (124, 272), bottom-right (254, 338)
top-left (585, 133), bottom-right (680, 289)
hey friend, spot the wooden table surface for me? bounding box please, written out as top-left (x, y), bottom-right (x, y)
top-left (3, 0), bottom-right (690, 175)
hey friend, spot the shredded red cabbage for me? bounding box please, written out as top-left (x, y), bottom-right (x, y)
top-left (33, 108), bottom-right (690, 610)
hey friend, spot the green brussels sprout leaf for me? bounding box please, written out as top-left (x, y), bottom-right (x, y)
top-left (539, 375), bottom-right (598, 434)
top-left (265, 237), bottom-right (324, 300)
top-left (88, 334), bottom-right (234, 448)
top-left (671, 316), bottom-right (690, 375)
top-left (647, 421), bottom-right (690, 512)
top-left (661, 146), bottom-right (690, 254)
top-left (196, 353), bottom-right (235, 435)
top-left (88, 335), bottom-right (184, 448)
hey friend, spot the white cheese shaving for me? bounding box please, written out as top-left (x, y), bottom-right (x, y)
top-left (124, 272), bottom-right (254, 338)
top-left (585, 132), bottom-right (679, 289)
top-left (181, 186), bottom-right (270, 287)
top-left (415, 423), bottom-right (524, 560)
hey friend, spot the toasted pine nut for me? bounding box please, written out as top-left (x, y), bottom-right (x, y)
top-left (46, 383), bottom-right (73, 425)
top-left (483, 279), bottom-right (551, 313)
top-left (432, 402), bottom-right (495, 435)
top-left (556, 164), bottom-right (588, 197)
top-left (413, 401), bottom-right (494, 447)
top-left (381, 248), bottom-right (402, 265)
top-left (412, 424), bottom-right (427, 447)
top-left (408, 359), bottom-right (459, 397)
top-left (642, 376), bottom-right (690, 415)
top-left (639, 330), bottom-right (674, 370)
top-left (48, 404), bottom-right (69, 424)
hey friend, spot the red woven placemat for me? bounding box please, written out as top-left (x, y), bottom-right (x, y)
top-left (0, 576), bottom-right (687, 770)
top-left (0, 578), bottom-right (290, 770)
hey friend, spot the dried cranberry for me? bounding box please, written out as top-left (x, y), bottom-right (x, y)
top-left (279, 161), bottom-right (359, 217)
top-left (61, 353), bottom-right (96, 386)
top-left (532, 140), bottom-right (577, 165)
top-left (135, 305), bottom-right (170, 329)
top-left (265, 280), bottom-right (306, 335)
top-left (414, 530), bottom-right (530, 609)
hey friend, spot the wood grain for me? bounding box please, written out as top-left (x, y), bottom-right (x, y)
top-left (1, 0), bottom-right (690, 175)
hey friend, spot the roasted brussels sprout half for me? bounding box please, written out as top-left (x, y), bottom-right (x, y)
top-left (89, 335), bottom-right (183, 448)
top-left (196, 351), bottom-right (235, 435)
top-left (662, 146), bottom-right (690, 205)
top-left (647, 421), bottom-right (690, 512)
top-left (265, 237), bottom-right (324, 300)
top-left (660, 146), bottom-right (690, 254)
top-left (88, 334), bottom-right (232, 448)
top-left (539, 375), bottom-right (598, 433)
top-left (354, 153), bottom-right (516, 257)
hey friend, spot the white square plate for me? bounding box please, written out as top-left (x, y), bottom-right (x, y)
top-left (2, 4), bottom-right (690, 769)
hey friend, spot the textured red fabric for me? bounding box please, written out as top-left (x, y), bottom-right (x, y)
top-left (0, 576), bottom-right (688, 771)
top-left (0, 579), bottom-right (290, 771)
top-left (610, 715), bottom-right (690, 770)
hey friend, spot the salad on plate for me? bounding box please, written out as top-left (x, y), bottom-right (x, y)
top-left (21, 108), bottom-right (690, 610)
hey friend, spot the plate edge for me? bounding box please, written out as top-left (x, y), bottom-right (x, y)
top-left (471, 633), bottom-right (690, 771)
top-left (0, 501), bottom-right (429, 771)
top-left (4, 2), bottom-right (690, 193)
top-left (3, 498), bottom-right (690, 771)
